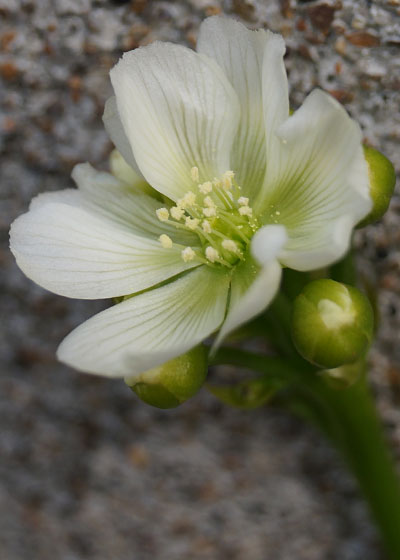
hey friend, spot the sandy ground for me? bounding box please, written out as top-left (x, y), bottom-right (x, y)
top-left (1, 0), bottom-right (400, 558)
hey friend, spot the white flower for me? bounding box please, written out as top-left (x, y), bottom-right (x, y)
top-left (9, 16), bottom-right (372, 379)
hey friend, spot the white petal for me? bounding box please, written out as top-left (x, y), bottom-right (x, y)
top-left (258, 90), bottom-right (372, 270)
top-left (71, 163), bottom-right (197, 244)
top-left (198, 17), bottom-right (288, 199)
top-left (10, 195), bottom-right (200, 299)
top-left (57, 266), bottom-right (230, 378)
top-left (213, 224), bottom-right (286, 347)
top-left (250, 224), bottom-right (288, 266)
top-left (109, 149), bottom-right (156, 197)
top-left (110, 42), bottom-right (240, 201)
top-left (214, 258), bottom-right (282, 348)
top-left (103, 96), bottom-right (143, 177)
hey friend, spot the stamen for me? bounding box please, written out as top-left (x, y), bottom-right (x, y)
top-left (156, 208), bottom-right (169, 222)
top-left (159, 234), bottom-right (173, 249)
top-left (202, 220), bottom-right (212, 234)
top-left (178, 191), bottom-right (196, 208)
top-left (181, 247), bottom-right (195, 262)
top-left (203, 207), bottom-right (217, 218)
top-left (222, 239), bottom-right (238, 253)
top-left (222, 170), bottom-right (234, 191)
top-left (238, 197), bottom-right (249, 206)
top-left (239, 206), bottom-right (253, 217)
top-left (203, 196), bottom-right (215, 208)
top-left (205, 246), bottom-right (219, 263)
top-left (185, 217), bottom-right (200, 230)
top-left (199, 181), bottom-right (212, 194)
top-left (170, 206), bottom-right (184, 220)
top-left (190, 166), bottom-right (199, 182)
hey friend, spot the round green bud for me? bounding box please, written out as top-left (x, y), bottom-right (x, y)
top-left (357, 145), bottom-right (396, 228)
top-left (291, 279), bottom-right (374, 369)
top-left (125, 345), bottom-right (208, 409)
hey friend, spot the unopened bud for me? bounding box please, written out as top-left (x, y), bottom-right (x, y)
top-left (291, 279), bottom-right (374, 369)
top-left (357, 145), bottom-right (396, 228)
top-left (125, 346), bottom-right (207, 409)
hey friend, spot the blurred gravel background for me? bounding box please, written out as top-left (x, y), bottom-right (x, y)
top-left (1, 0), bottom-right (400, 558)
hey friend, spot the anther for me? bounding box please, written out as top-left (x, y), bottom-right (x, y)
top-left (238, 197), bottom-right (249, 206)
top-left (239, 206), bottom-right (253, 217)
top-left (199, 181), bottom-right (212, 194)
top-left (222, 239), bottom-right (238, 253)
top-left (185, 217), bottom-right (200, 230)
top-left (205, 246), bottom-right (219, 263)
top-left (204, 196), bottom-right (215, 208)
top-left (156, 208), bottom-right (169, 222)
top-left (159, 234), bottom-right (173, 249)
top-left (202, 220), bottom-right (212, 234)
top-left (170, 206), bottom-right (184, 220)
top-left (203, 207), bottom-right (217, 218)
top-left (190, 167), bottom-right (199, 182)
top-left (179, 191), bottom-right (196, 208)
top-left (181, 247), bottom-right (196, 262)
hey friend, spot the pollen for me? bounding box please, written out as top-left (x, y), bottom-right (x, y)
top-left (159, 234), bottom-right (173, 249)
top-left (222, 170), bottom-right (234, 190)
top-left (156, 208), bottom-right (169, 222)
top-left (155, 170), bottom-right (259, 270)
top-left (179, 191), bottom-right (196, 208)
top-left (205, 246), bottom-right (219, 263)
top-left (181, 247), bottom-right (196, 262)
top-left (222, 239), bottom-right (238, 253)
top-left (185, 217), bottom-right (200, 230)
top-left (170, 206), bottom-right (184, 220)
top-left (202, 220), bottom-right (212, 234)
top-left (239, 205), bottom-right (253, 217)
top-left (199, 181), bottom-right (212, 194)
top-left (204, 196), bottom-right (215, 208)
top-left (203, 207), bottom-right (217, 218)
top-left (190, 166), bottom-right (199, 182)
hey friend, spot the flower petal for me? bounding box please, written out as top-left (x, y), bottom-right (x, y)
top-left (258, 90), bottom-right (372, 270)
top-left (198, 17), bottom-right (288, 199)
top-left (70, 163), bottom-right (196, 244)
top-left (214, 225), bottom-right (287, 347)
top-left (103, 96), bottom-right (143, 177)
top-left (110, 42), bottom-right (240, 201)
top-left (10, 191), bottom-right (200, 299)
top-left (57, 266), bottom-right (230, 378)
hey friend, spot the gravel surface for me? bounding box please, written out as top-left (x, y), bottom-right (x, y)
top-left (1, 0), bottom-right (400, 559)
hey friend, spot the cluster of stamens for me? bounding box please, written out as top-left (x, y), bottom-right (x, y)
top-left (155, 168), bottom-right (259, 268)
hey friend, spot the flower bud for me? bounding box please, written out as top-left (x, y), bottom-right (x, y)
top-left (291, 279), bottom-right (374, 369)
top-left (357, 145), bottom-right (396, 228)
top-left (109, 149), bottom-right (158, 198)
top-left (125, 345), bottom-right (208, 409)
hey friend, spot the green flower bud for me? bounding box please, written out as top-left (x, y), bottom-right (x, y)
top-left (125, 345), bottom-right (208, 409)
top-left (357, 145), bottom-right (396, 228)
top-left (291, 279), bottom-right (374, 369)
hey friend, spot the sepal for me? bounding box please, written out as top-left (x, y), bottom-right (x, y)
top-left (125, 345), bottom-right (207, 409)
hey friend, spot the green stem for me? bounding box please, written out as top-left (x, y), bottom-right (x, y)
top-left (318, 378), bottom-right (400, 559)
top-left (214, 348), bottom-right (400, 559)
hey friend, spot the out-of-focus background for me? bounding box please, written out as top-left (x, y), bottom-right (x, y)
top-left (1, 0), bottom-right (399, 558)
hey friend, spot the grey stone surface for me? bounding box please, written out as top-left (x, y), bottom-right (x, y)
top-left (1, 0), bottom-right (399, 558)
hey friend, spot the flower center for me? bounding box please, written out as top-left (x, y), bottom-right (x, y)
top-left (156, 169), bottom-right (259, 268)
